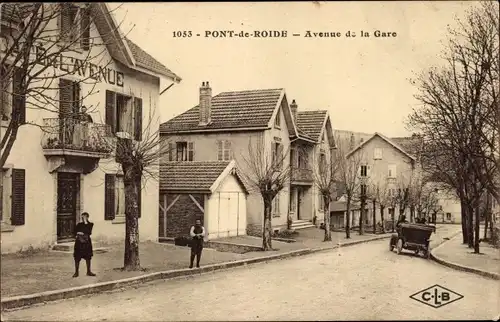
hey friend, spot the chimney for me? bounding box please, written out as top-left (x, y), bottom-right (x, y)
top-left (199, 81), bottom-right (212, 126)
top-left (290, 99), bottom-right (298, 123)
top-left (350, 133), bottom-right (355, 149)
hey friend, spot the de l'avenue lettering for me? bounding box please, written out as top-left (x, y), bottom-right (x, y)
top-left (0, 35), bottom-right (124, 87)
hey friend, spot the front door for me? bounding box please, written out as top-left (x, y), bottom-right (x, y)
top-left (57, 172), bottom-right (80, 241)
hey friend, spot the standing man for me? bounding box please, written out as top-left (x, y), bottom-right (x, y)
top-left (189, 219), bottom-right (205, 269)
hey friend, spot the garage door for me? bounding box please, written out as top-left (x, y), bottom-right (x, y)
top-left (217, 192), bottom-right (242, 238)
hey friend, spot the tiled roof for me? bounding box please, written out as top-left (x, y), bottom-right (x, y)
top-left (160, 161), bottom-right (230, 192)
top-left (160, 88), bottom-right (284, 133)
top-left (296, 110), bottom-right (328, 141)
top-left (391, 135), bottom-right (424, 158)
top-left (125, 38), bottom-right (181, 80)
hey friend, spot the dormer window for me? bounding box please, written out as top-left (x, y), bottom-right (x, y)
top-left (60, 3), bottom-right (90, 50)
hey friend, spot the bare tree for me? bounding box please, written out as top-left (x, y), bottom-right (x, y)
top-left (1, 3), bottom-right (128, 167)
top-left (332, 135), bottom-right (364, 239)
top-left (240, 136), bottom-right (291, 251)
top-left (313, 147), bottom-right (337, 241)
top-left (408, 2), bottom-right (499, 253)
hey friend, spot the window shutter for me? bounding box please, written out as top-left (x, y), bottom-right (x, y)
top-left (271, 142), bottom-right (277, 166)
top-left (81, 5), bottom-right (90, 50)
top-left (134, 97), bottom-right (143, 141)
top-left (188, 142), bottom-right (194, 161)
top-left (11, 168), bottom-right (26, 226)
top-left (136, 177), bottom-right (142, 218)
top-left (59, 79), bottom-right (73, 118)
top-left (104, 174), bottom-right (116, 220)
top-left (168, 142), bottom-right (174, 161)
top-left (12, 67), bottom-right (26, 124)
top-left (105, 90), bottom-right (116, 133)
top-left (224, 140), bottom-right (231, 160)
top-left (217, 141), bottom-right (223, 161)
top-left (60, 3), bottom-right (71, 40)
top-left (278, 144), bottom-right (283, 169)
top-left (72, 81), bottom-right (80, 114)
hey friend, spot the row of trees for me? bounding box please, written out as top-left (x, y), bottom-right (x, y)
top-left (408, 2), bottom-right (499, 253)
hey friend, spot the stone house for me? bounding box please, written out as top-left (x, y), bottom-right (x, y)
top-left (159, 82), bottom-right (335, 236)
top-left (0, 3), bottom-right (180, 253)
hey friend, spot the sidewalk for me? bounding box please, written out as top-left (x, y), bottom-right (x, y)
top-left (0, 230), bottom-right (388, 300)
top-left (431, 233), bottom-right (500, 280)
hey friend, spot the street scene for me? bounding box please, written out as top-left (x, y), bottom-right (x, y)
top-left (1, 1), bottom-right (499, 321)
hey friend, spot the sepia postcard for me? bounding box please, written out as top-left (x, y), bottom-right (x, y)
top-left (0, 1), bottom-right (499, 321)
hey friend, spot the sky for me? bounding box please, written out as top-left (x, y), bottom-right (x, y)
top-left (111, 1), bottom-right (479, 137)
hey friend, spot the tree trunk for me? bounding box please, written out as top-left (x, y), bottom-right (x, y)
top-left (474, 203), bottom-right (480, 254)
top-left (323, 195), bottom-right (331, 241)
top-left (0, 121), bottom-right (19, 168)
top-left (372, 199), bottom-right (376, 234)
top-left (410, 205), bottom-right (415, 223)
top-left (484, 194), bottom-right (491, 240)
top-left (467, 203), bottom-right (474, 248)
top-left (460, 198), bottom-right (468, 244)
top-left (380, 206), bottom-right (385, 233)
top-left (345, 197), bottom-right (351, 239)
top-left (391, 208), bottom-right (395, 233)
top-left (123, 166), bottom-right (141, 271)
top-left (359, 195), bottom-right (365, 235)
top-left (262, 195), bottom-right (273, 251)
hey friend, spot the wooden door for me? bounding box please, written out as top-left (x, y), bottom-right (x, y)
top-left (57, 172), bottom-right (80, 241)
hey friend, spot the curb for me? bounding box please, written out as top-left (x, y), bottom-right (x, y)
top-left (430, 233), bottom-right (500, 281)
top-left (0, 234), bottom-right (389, 311)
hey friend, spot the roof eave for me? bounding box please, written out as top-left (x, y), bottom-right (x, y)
top-left (160, 126), bottom-right (270, 135)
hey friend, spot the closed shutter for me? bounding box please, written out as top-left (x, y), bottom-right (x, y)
top-left (277, 143), bottom-right (283, 169)
top-left (137, 177), bottom-right (142, 218)
top-left (60, 3), bottom-right (71, 40)
top-left (72, 81), bottom-right (80, 114)
top-left (81, 5), bottom-right (90, 50)
top-left (59, 79), bottom-right (73, 117)
top-left (168, 142), bottom-right (174, 161)
top-left (271, 142), bottom-right (277, 167)
top-left (188, 142), bottom-right (194, 161)
top-left (105, 90), bottom-right (116, 133)
top-left (104, 174), bottom-right (116, 220)
top-left (11, 168), bottom-right (25, 226)
top-left (224, 140), bottom-right (231, 160)
top-left (134, 97), bottom-right (142, 141)
top-left (217, 140), bottom-right (223, 161)
top-left (12, 67), bottom-right (26, 124)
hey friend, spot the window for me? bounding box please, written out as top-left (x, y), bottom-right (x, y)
top-left (1, 168), bottom-right (25, 226)
top-left (374, 148), bottom-right (382, 160)
top-left (272, 193), bottom-right (280, 216)
top-left (1, 66), bottom-right (25, 123)
top-left (115, 176), bottom-right (125, 218)
top-left (360, 184), bottom-right (367, 196)
top-left (59, 78), bottom-right (81, 117)
top-left (388, 164), bottom-right (397, 178)
top-left (105, 91), bottom-right (142, 140)
top-left (175, 141), bottom-right (194, 161)
top-left (104, 174), bottom-right (141, 221)
top-left (217, 140), bottom-right (232, 161)
top-left (274, 109), bottom-right (281, 128)
top-left (272, 142), bottom-right (283, 169)
top-left (446, 213), bottom-right (452, 220)
top-left (319, 153), bottom-right (327, 170)
top-left (360, 165), bottom-right (367, 177)
top-left (60, 3), bottom-right (80, 42)
top-left (298, 149), bottom-right (308, 169)
top-left (388, 208), bottom-right (395, 216)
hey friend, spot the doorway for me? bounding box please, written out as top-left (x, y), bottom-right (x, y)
top-left (57, 172), bottom-right (80, 242)
top-left (297, 188), bottom-right (302, 220)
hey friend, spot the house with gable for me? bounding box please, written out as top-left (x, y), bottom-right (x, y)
top-left (159, 82), bottom-right (335, 238)
top-left (342, 132), bottom-right (421, 228)
top-left (0, 3), bottom-right (180, 253)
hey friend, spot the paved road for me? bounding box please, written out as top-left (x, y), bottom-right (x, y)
top-left (3, 239), bottom-right (499, 321)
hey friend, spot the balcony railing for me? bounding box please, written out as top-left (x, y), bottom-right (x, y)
top-left (291, 167), bottom-right (313, 183)
top-left (41, 118), bottom-right (113, 156)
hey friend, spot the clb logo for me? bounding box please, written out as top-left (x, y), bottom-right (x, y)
top-left (410, 284), bottom-right (464, 308)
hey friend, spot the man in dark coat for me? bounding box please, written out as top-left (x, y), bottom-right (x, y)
top-left (73, 212), bottom-right (96, 277)
top-left (189, 219), bottom-right (205, 269)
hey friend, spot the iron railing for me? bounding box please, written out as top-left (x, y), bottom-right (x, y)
top-left (41, 117), bottom-right (113, 154)
top-left (291, 167), bottom-right (313, 182)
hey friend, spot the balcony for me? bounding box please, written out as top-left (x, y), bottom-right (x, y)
top-left (41, 118), bottom-right (114, 173)
top-left (291, 167), bottom-right (314, 185)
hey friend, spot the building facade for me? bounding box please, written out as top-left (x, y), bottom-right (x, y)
top-left (0, 3), bottom-right (179, 253)
top-left (159, 83), bottom-right (335, 236)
